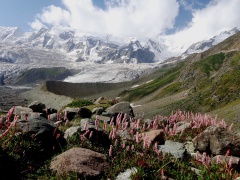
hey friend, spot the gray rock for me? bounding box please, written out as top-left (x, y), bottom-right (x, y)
top-left (48, 113), bottom-right (58, 121)
top-left (81, 118), bottom-right (100, 131)
top-left (50, 147), bottom-right (109, 178)
top-left (64, 126), bottom-right (81, 139)
top-left (176, 122), bottom-right (191, 134)
top-left (92, 107), bottom-right (104, 115)
top-left (16, 116), bottom-right (66, 154)
top-left (93, 97), bottom-right (105, 105)
top-left (117, 130), bottom-right (134, 141)
top-left (184, 141), bottom-right (195, 154)
top-left (211, 155), bottom-right (240, 166)
top-left (63, 107), bottom-right (80, 120)
top-left (14, 106), bottom-right (33, 116)
top-left (116, 167), bottom-right (137, 180)
top-left (158, 140), bottom-right (188, 159)
top-left (104, 101), bottom-right (134, 117)
top-left (192, 126), bottom-right (240, 156)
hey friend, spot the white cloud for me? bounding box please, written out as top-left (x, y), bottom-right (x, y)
top-left (168, 0), bottom-right (240, 49)
top-left (30, 0), bottom-right (179, 38)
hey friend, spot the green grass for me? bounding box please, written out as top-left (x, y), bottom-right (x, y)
top-left (65, 99), bottom-right (93, 108)
top-left (120, 62), bottom-right (185, 101)
top-left (155, 82), bottom-right (182, 98)
top-left (193, 52), bottom-right (225, 77)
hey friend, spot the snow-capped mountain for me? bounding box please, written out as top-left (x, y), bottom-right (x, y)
top-left (0, 26), bottom-right (239, 84)
top-left (183, 27), bottom-right (240, 55)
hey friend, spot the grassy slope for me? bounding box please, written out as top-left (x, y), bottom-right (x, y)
top-left (120, 32), bottom-right (240, 121)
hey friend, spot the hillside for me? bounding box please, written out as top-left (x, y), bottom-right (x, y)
top-left (120, 32), bottom-right (240, 124)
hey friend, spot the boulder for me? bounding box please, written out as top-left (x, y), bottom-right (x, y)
top-left (140, 129), bottom-right (165, 145)
top-left (93, 97), bottom-right (105, 105)
top-left (14, 106), bottom-right (33, 116)
top-left (104, 101), bottom-right (134, 117)
top-left (184, 141), bottom-right (195, 154)
top-left (63, 107), bottom-right (80, 121)
top-left (92, 107), bottom-right (104, 115)
top-left (176, 122), bottom-right (191, 134)
top-left (50, 147), bottom-right (109, 178)
top-left (48, 113), bottom-right (58, 122)
top-left (192, 126), bottom-right (240, 156)
top-left (16, 116), bottom-right (66, 155)
top-left (117, 130), bottom-right (134, 141)
top-left (158, 140), bottom-right (188, 159)
top-left (64, 126), bottom-right (81, 139)
top-left (28, 101), bottom-right (46, 113)
top-left (80, 118), bottom-right (110, 147)
top-left (81, 118), bottom-right (101, 131)
top-left (78, 108), bottom-right (92, 118)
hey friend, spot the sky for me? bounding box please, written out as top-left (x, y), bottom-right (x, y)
top-left (0, 0), bottom-right (240, 44)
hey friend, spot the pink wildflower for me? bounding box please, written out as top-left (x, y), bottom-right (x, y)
top-left (114, 139), bottom-right (118, 146)
top-left (225, 150), bottom-right (230, 157)
top-left (103, 120), bottom-right (107, 131)
top-left (84, 122), bottom-right (88, 131)
top-left (109, 145), bottom-right (113, 157)
top-left (136, 132), bottom-right (140, 143)
top-left (89, 131), bottom-right (93, 138)
top-left (216, 155), bottom-right (221, 164)
top-left (228, 157), bottom-right (233, 168)
top-left (131, 145), bottom-right (134, 151)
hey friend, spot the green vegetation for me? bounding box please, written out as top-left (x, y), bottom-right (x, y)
top-left (120, 62), bottom-right (185, 101)
top-left (194, 53), bottom-right (225, 76)
top-left (156, 82), bottom-right (182, 98)
top-left (66, 99), bottom-right (93, 108)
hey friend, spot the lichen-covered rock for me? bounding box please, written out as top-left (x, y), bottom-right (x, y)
top-left (158, 140), bottom-right (188, 159)
top-left (50, 147), bottom-right (109, 178)
top-left (140, 129), bottom-right (165, 145)
top-left (192, 126), bottom-right (240, 156)
top-left (64, 126), bottom-right (81, 139)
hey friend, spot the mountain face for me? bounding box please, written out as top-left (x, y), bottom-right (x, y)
top-left (0, 26), bottom-right (239, 84)
top-left (183, 27), bottom-right (240, 55)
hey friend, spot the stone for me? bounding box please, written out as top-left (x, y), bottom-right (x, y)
top-left (14, 106), bottom-right (33, 116)
top-left (28, 101), bottom-right (46, 113)
top-left (78, 107), bottom-right (92, 118)
top-left (50, 147), bottom-right (109, 178)
top-left (140, 129), bottom-right (165, 145)
top-left (64, 126), bottom-right (81, 139)
top-left (80, 118), bottom-right (110, 146)
top-left (211, 155), bottom-right (240, 167)
top-left (93, 97), bottom-right (105, 104)
top-left (48, 113), bottom-right (58, 122)
top-left (184, 141), bottom-right (195, 154)
top-left (81, 118), bottom-right (101, 131)
top-left (192, 126), bottom-right (240, 156)
top-left (63, 107), bottom-right (80, 121)
top-left (176, 122), bottom-right (191, 134)
top-left (158, 140), bottom-right (188, 159)
top-left (92, 107), bottom-right (104, 115)
top-left (116, 168), bottom-right (137, 180)
top-left (16, 116), bottom-right (66, 155)
top-left (117, 130), bottom-right (134, 141)
top-left (104, 101), bottom-right (134, 117)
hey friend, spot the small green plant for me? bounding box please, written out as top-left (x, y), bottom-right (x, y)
top-left (66, 99), bottom-right (93, 108)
